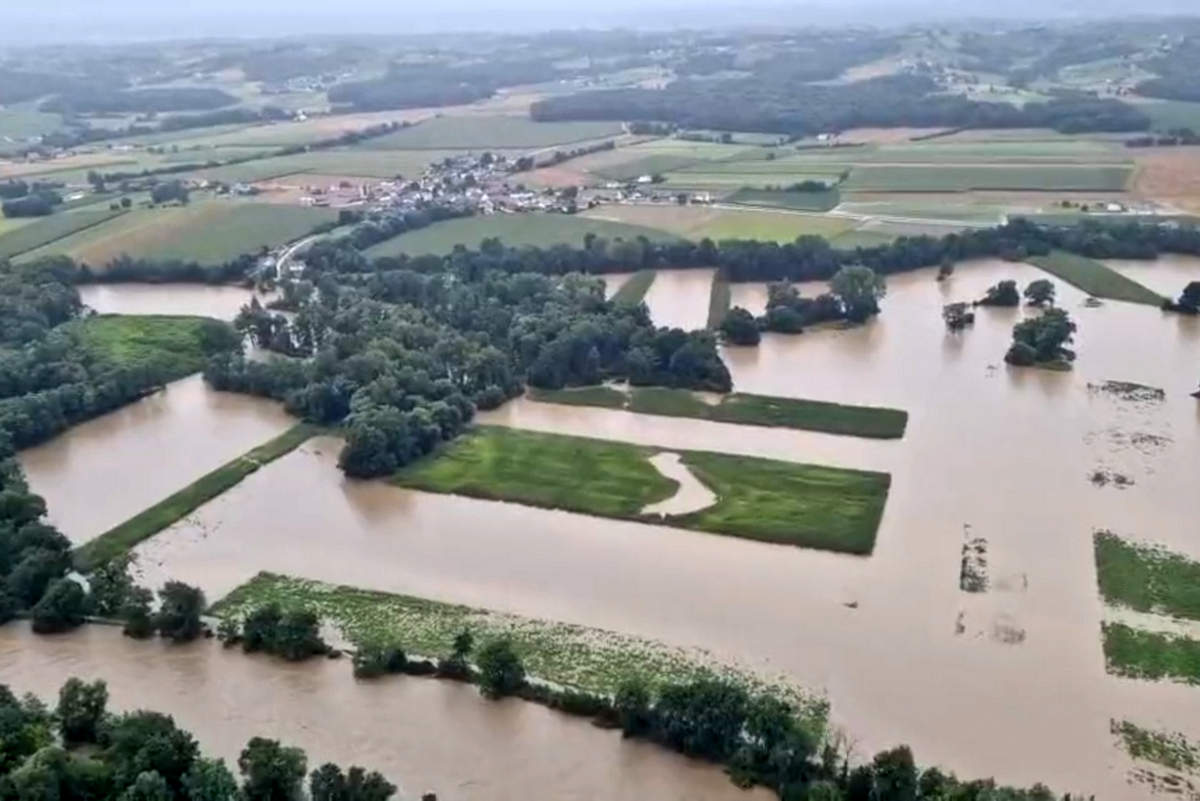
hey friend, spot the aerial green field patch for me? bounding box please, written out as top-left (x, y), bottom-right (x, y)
top-left (186, 148), bottom-right (463, 183)
top-left (783, 140), bottom-right (1127, 165)
top-left (842, 164), bottom-right (1132, 192)
top-left (0, 208), bottom-right (128, 261)
top-left (830, 229), bottom-right (902, 249)
top-left (727, 187), bottom-right (841, 212)
top-left (1102, 622), bottom-right (1200, 686)
top-left (592, 154), bottom-right (705, 181)
top-left (393, 426), bottom-right (891, 553)
top-left (74, 424), bottom-right (320, 572)
top-left (68, 314), bottom-right (233, 374)
top-left (1027, 250), bottom-right (1164, 305)
top-left (213, 572), bottom-right (818, 704)
top-left (21, 201), bottom-right (336, 266)
top-left (610, 270), bottom-right (657, 305)
top-left (1095, 531), bottom-right (1200, 622)
top-left (530, 386), bottom-right (908, 439)
top-left (361, 116), bottom-right (623, 149)
top-left (364, 213), bottom-right (678, 258)
top-left (0, 109), bottom-right (64, 145)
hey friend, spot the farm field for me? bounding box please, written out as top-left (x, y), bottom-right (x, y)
top-left (18, 201), bottom-right (335, 266)
top-left (529, 385), bottom-right (909, 439)
top-left (725, 187), bottom-right (841, 212)
top-left (0, 152), bottom-right (139, 180)
top-left (1094, 531), bottom-right (1200, 622)
top-left (364, 212), bottom-right (678, 258)
top-left (0, 207), bottom-right (127, 261)
top-left (362, 115), bottom-right (624, 149)
top-left (842, 164), bottom-right (1133, 192)
top-left (782, 140), bottom-right (1129, 164)
top-left (579, 140), bottom-right (761, 181)
top-left (1026, 251), bottom-right (1164, 305)
top-left (579, 204), bottom-right (855, 242)
top-left (392, 426), bottom-right (892, 553)
top-left (188, 148), bottom-right (473, 183)
top-left (0, 109), bottom-right (64, 145)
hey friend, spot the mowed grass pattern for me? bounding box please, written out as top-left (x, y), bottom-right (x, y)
top-left (393, 426), bottom-right (891, 553)
top-left (1028, 251), bottom-right (1164, 305)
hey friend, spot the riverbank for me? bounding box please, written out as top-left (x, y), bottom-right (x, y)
top-left (529, 385), bottom-right (908, 438)
top-left (391, 425), bottom-right (891, 553)
top-left (74, 423), bottom-right (324, 571)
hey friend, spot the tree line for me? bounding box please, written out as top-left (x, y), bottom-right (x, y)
top-left (531, 74), bottom-right (1149, 137)
top-left (0, 676), bottom-right (398, 801)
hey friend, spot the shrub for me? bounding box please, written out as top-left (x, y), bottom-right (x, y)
top-left (475, 637), bottom-right (526, 698)
top-left (31, 579), bottom-right (87, 634)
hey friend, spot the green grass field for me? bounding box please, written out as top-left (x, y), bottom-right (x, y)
top-left (190, 148), bottom-right (470, 183)
top-left (1103, 622), bottom-right (1200, 686)
top-left (74, 424), bottom-right (319, 571)
top-left (362, 116), bottom-right (623, 149)
top-left (212, 572), bottom-right (818, 704)
top-left (364, 213), bottom-right (678, 258)
top-left (530, 385), bottom-right (909, 439)
top-left (393, 426), bottom-right (891, 553)
top-left (592, 154), bottom-right (707, 181)
top-left (1095, 531), bottom-right (1200, 621)
top-left (69, 314), bottom-right (233, 374)
top-left (726, 187), bottom-right (841, 212)
top-left (1027, 250), bottom-right (1164, 305)
top-left (842, 165), bottom-right (1132, 192)
top-left (830, 229), bottom-right (902, 249)
top-left (0, 208), bottom-right (127, 260)
top-left (21, 202), bottom-right (336, 266)
top-left (611, 270), bottom-right (656, 305)
top-left (784, 141), bottom-right (1127, 165)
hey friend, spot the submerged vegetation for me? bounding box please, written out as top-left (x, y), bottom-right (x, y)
top-left (1027, 251), bottom-right (1164, 306)
top-left (392, 426), bottom-right (891, 553)
top-left (1102, 623), bottom-right (1200, 686)
top-left (1094, 531), bottom-right (1200, 622)
top-left (529, 385), bottom-right (908, 439)
top-left (1112, 719), bottom-right (1200, 774)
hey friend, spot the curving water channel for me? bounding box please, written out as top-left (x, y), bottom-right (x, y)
top-left (0, 623), bottom-right (761, 801)
top-left (17, 258), bottom-right (1200, 798)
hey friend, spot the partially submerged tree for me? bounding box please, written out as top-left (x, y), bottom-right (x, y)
top-left (1005, 308), bottom-right (1077, 367)
top-left (1164, 280), bottom-right (1200, 313)
top-left (154, 581), bottom-right (205, 642)
top-left (976, 280), bottom-right (1020, 307)
top-left (942, 302), bottom-right (975, 332)
top-left (718, 306), bottom-right (761, 345)
top-left (1023, 279), bottom-right (1056, 307)
top-left (830, 265), bottom-right (886, 323)
top-left (475, 638), bottom-right (526, 699)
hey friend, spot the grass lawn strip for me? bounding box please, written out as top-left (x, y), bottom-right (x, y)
top-left (73, 424), bottom-right (322, 571)
top-left (392, 426), bottom-right (890, 554)
top-left (530, 385), bottom-right (908, 439)
top-left (212, 571), bottom-right (822, 713)
top-left (1028, 250), bottom-right (1164, 306)
top-left (611, 270), bottom-right (657, 305)
top-left (1095, 531), bottom-right (1200, 622)
top-left (1102, 622), bottom-right (1200, 686)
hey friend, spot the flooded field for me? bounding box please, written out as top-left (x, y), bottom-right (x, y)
top-left (640, 268), bottom-right (715, 330)
top-left (1105, 254), bottom-right (1200, 301)
top-left (79, 283), bottom-right (264, 320)
top-left (19, 375), bottom-right (293, 543)
top-left (29, 257), bottom-right (1200, 798)
top-left (0, 624), bottom-right (757, 801)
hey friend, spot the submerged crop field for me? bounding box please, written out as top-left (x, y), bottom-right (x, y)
top-left (392, 426), bottom-right (891, 553)
top-left (529, 385), bottom-right (908, 438)
top-left (1028, 251), bottom-right (1165, 305)
top-left (1095, 531), bottom-right (1200, 622)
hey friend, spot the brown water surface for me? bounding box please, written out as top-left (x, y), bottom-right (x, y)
top-left (19, 375), bottom-right (293, 543)
top-left (1105, 254), bottom-right (1200, 303)
top-left (79, 283), bottom-right (265, 320)
top-left (44, 259), bottom-right (1200, 798)
top-left (0, 623), bottom-right (758, 801)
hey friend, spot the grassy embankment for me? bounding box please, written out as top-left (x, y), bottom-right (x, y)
top-left (1027, 251), bottom-right (1165, 306)
top-left (392, 426), bottom-right (891, 554)
top-left (529, 385), bottom-right (908, 439)
top-left (213, 571), bottom-right (820, 708)
top-left (1095, 531), bottom-right (1200, 621)
top-left (1102, 623), bottom-right (1200, 686)
top-left (0, 208), bottom-right (127, 261)
top-left (707, 272), bottom-right (731, 328)
top-left (610, 269), bottom-right (657, 305)
top-left (74, 423), bottom-right (323, 572)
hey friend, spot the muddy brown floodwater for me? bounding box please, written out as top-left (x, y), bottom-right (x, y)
top-left (18, 375), bottom-right (294, 543)
top-left (0, 623), bottom-right (762, 801)
top-left (79, 283), bottom-right (266, 320)
top-left (23, 258), bottom-right (1200, 798)
top-left (601, 269), bottom-right (716, 330)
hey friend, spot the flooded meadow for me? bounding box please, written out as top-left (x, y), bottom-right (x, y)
top-left (8, 260), bottom-right (1200, 798)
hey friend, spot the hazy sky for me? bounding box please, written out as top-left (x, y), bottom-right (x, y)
top-left (4, 0), bottom-right (1198, 43)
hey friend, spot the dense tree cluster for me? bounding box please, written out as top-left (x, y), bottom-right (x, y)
top-left (149, 182), bottom-right (189, 206)
top-left (40, 87), bottom-right (238, 114)
top-left (210, 259), bottom-right (729, 478)
top-left (0, 678), bottom-right (395, 801)
top-left (1163, 281), bottom-right (1200, 314)
top-left (233, 603), bottom-right (330, 661)
top-left (1023, 279), bottom-right (1056, 307)
top-left (1005, 309), bottom-right (1077, 367)
top-left (532, 74), bottom-right (1148, 136)
top-left (2, 191), bottom-right (62, 219)
top-left (976, 280), bottom-right (1021, 307)
top-left (942, 303), bottom-right (976, 332)
top-left (1136, 39), bottom-right (1200, 102)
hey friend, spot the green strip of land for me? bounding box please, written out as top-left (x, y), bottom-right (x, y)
top-left (1095, 531), bottom-right (1200, 622)
top-left (74, 423), bottom-right (323, 571)
top-left (611, 269), bottom-right (656, 305)
top-left (392, 426), bottom-right (891, 554)
top-left (1027, 250), bottom-right (1164, 306)
top-left (213, 572), bottom-right (821, 711)
top-left (1102, 622), bottom-right (1200, 686)
top-left (529, 385), bottom-right (908, 439)
top-left (0, 208), bottom-right (127, 261)
top-left (706, 273), bottom-right (731, 329)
